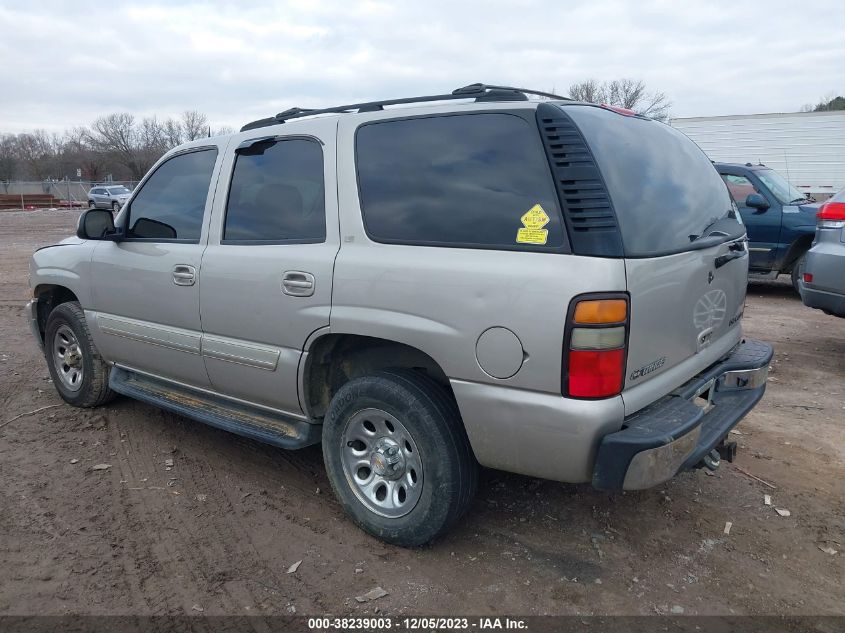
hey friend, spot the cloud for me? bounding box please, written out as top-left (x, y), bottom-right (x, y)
top-left (1, 0), bottom-right (843, 133)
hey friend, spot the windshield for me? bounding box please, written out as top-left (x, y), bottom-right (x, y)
top-left (108, 186), bottom-right (130, 195)
top-left (755, 169), bottom-right (806, 205)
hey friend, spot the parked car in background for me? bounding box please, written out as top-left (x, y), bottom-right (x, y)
top-left (800, 189), bottom-right (845, 318)
top-left (716, 163), bottom-right (821, 291)
top-left (88, 185), bottom-right (132, 212)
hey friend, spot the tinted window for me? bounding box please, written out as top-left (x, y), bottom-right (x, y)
top-left (224, 138), bottom-right (325, 242)
top-left (722, 174), bottom-right (760, 205)
top-left (127, 149), bottom-right (217, 241)
top-left (356, 114), bottom-right (564, 249)
top-left (564, 105), bottom-right (743, 256)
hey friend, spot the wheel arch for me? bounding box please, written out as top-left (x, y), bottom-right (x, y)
top-left (300, 333), bottom-right (454, 422)
top-left (32, 284), bottom-right (80, 344)
top-left (783, 234), bottom-right (814, 272)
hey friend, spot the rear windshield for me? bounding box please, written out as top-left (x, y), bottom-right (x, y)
top-left (563, 105), bottom-right (743, 257)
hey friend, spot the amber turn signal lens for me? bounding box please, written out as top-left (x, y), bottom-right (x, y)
top-left (573, 299), bottom-right (627, 324)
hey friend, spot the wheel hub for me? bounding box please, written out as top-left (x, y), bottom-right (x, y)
top-left (340, 408), bottom-right (424, 518)
top-left (64, 345), bottom-right (82, 367)
top-left (52, 324), bottom-right (84, 392)
top-left (370, 437), bottom-right (405, 479)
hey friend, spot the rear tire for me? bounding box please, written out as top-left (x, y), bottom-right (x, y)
top-left (322, 368), bottom-right (477, 547)
top-left (44, 301), bottom-right (115, 408)
top-left (791, 252), bottom-right (807, 293)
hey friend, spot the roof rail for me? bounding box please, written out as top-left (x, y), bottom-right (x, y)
top-left (240, 83), bottom-right (570, 132)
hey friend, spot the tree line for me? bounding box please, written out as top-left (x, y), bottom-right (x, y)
top-left (0, 111), bottom-right (232, 183)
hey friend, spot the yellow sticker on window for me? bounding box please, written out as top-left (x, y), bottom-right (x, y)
top-left (516, 227), bottom-right (549, 244)
top-left (516, 204), bottom-right (550, 244)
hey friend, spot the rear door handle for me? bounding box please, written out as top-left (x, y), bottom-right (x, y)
top-left (172, 265), bottom-right (196, 286)
top-left (282, 271), bottom-right (315, 297)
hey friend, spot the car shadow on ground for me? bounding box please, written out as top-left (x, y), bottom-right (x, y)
top-left (746, 280), bottom-right (800, 299)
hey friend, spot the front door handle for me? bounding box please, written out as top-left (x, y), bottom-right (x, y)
top-left (282, 271), bottom-right (315, 297)
top-left (172, 265), bottom-right (196, 286)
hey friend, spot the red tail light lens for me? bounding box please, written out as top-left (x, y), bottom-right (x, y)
top-left (564, 294), bottom-right (629, 399)
top-left (818, 202), bottom-right (845, 228)
top-left (569, 349), bottom-right (625, 397)
top-left (803, 272), bottom-right (813, 284)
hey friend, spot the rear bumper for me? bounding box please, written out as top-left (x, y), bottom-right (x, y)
top-left (592, 338), bottom-right (773, 490)
top-left (800, 283), bottom-right (845, 318)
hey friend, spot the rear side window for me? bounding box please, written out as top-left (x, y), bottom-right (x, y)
top-left (563, 106), bottom-right (742, 257)
top-left (355, 113), bottom-right (565, 250)
top-left (224, 138), bottom-right (326, 243)
top-left (127, 148), bottom-right (217, 241)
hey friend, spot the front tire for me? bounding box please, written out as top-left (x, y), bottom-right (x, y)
top-left (322, 369), bottom-right (477, 547)
top-left (112, 201), bottom-right (119, 213)
top-left (44, 302), bottom-right (115, 408)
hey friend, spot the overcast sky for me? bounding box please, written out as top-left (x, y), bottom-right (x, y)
top-left (1, 0), bottom-right (843, 134)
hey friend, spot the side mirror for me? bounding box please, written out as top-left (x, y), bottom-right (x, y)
top-left (76, 208), bottom-right (119, 240)
top-left (745, 193), bottom-right (770, 211)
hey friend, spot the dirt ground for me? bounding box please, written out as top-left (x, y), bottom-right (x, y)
top-left (0, 209), bottom-right (842, 617)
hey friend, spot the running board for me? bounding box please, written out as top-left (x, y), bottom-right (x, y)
top-left (109, 366), bottom-right (321, 449)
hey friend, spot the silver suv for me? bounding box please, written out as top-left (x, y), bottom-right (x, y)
top-left (27, 84), bottom-right (772, 546)
top-left (88, 185), bottom-right (132, 212)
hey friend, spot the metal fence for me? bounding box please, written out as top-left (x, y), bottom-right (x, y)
top-left (0, 180), bottom-right (138, 208)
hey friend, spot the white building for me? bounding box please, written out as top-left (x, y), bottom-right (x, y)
top-left (671, 110), bottom-right (845, 199)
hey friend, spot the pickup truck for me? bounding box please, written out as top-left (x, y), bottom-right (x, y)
top-left (716, 162), bottom-right (821, 291)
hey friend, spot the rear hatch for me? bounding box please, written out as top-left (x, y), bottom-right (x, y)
top-left (553, 104), bottom-right (748, 414)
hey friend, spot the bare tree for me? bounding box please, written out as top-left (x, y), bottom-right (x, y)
top-left (182, 110), bottom-right (209, 141)
top-left (0, 134), bottom-right (17, 181)
top-left (65, 126), bottom-right (107, 181)
top-left (213, 125), bottom-right (235, 137)
top-left (15, 130), bottom-right (55, 180)
top-left (568, 79), bottom-right (605, 104)
top-left (162, 118), bottom-right (184, 147)
top-left (567, 78), bottom-right (671, 121)
top-left (2, 108), bottom-right (219, 182)
top-left (88, 113), bottom-right (142, 178)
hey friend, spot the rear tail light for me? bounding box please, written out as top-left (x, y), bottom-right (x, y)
top-left (564, 295), bottom-right (628, 398)
top-left (817, 202), bottom-right (845, 229)
top-left (803, 272), bottom-right (813, 284)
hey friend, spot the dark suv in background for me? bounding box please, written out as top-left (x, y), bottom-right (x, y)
top-left (716, 163), bottom-right (820, 291)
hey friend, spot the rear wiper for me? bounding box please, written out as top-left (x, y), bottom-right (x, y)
top-left (690, 231), bottom-right (731, 251)
top-left (688, 215), bottom-right (744, 248)
top-left (789, 197), bottom-right (809, 205)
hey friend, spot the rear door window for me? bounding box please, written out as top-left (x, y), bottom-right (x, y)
top-left (563, 105), bottom-right (743, 257)
top-left (355, 113), bottom-right (566, 250)
top-left (223, 137), bottom-right (326, 243)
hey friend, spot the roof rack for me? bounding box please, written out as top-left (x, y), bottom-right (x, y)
top-left (240, 83), bottom-right (570, 131)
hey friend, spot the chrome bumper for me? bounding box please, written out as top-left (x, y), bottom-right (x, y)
top-left (593, 339), bottom-right (773, 491)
